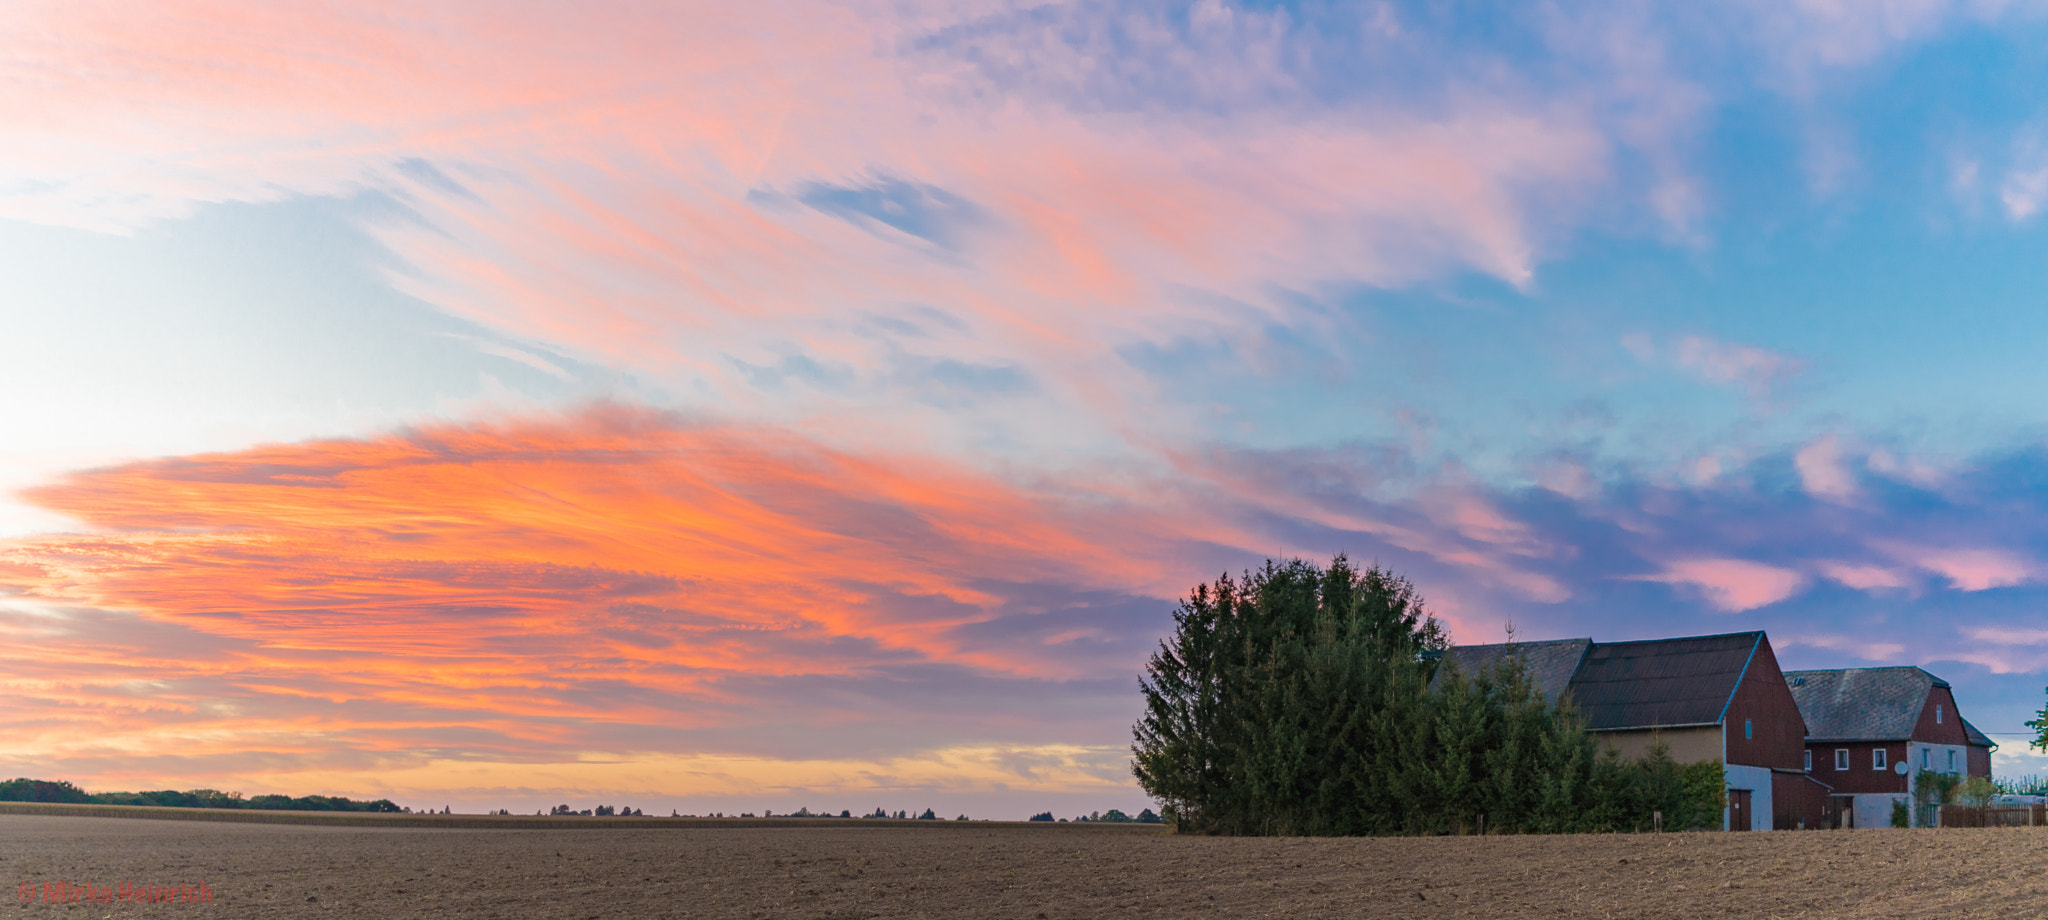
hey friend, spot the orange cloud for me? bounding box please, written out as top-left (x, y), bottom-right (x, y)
top-left (7, 406), bottom-right (1170, 673)
top-left (0, 406), bottom-right (1233, 791)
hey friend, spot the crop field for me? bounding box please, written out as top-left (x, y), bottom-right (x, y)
top-left (6, 810), bottom-right (2048, 918)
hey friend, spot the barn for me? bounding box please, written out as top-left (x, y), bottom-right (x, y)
top-left (1443, 631), bottom-right (1823, 830)
top-left (1784, 666), bottom-right (1987, 828)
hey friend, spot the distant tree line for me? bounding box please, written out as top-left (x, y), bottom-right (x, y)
top-left (1027, 809), bottom-right (1162, 823)
top-left (546, 804), bottom-right (644, 816)
top-left (1132, 556), bottom-right (1725, 837)
top-left (0, 778), bottom-right (401, 812)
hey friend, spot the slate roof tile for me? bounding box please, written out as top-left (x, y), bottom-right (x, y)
top-left (1782, 667), bottom-right (1941, 742)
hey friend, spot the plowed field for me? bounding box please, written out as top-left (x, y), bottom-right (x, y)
top-left (6, 812), bottom-right (2047, 918)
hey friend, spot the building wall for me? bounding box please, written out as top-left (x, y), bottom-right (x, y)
top-left (1726, 763), bottom-right (1774, 832)
top-left (1912, 686), bottom-right (1970, 746)
top-left (1721, 638), bottom-right (1807, 770)
top-left (1595, 726), bottom-right (1723, 764)
top-left (1807, 740), bottom-right (1906, 794)
top-left (1772, 771), bottom-right (1832, 829)
top-left (1849, 793), bottom-right (1908, 829)
top-left (1907, 742), bottom-right (1970, 779)
top-left (1969, 746), bottom-right (1993, 779)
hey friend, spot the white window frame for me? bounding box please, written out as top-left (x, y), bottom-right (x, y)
top-left (1921, 747), bottom-right (1929, 770)
top-left (1936, 704), bottom-right (1943, 724)
top-left (1948, 749), bottom-right (1956, 773)
top-left (1835, 748), bottom-right (1850, 771)
top-left (1873, 748), bottom-right (1887, 771)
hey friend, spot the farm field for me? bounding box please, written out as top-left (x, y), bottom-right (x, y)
top-left (5, 812), bottom-right (2048, 919)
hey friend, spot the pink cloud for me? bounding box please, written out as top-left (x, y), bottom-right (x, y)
top-left (1871, 541), bottom-right (2035, 592)
top-left (1673, 334), bottom-right (1805, 397)
top-left (1964, 626), bottom-right (2048, 645)
top-left (1623, 333), bottom-right (1804, 401)
top-left (0, 0), bottom-right (1637, 467)
top-left (1912, 547), bottom-right (2034, 591)
top-left (1633, 557), bottom-right (1806, 611)
top-left (1164, 451), bottom-right (1575, 605)
top-left (1795, 433), bottom-right (1859, 502)
top-left (1816, 560), bottom-right (1911, 592)
top-left (1865, 448), bottom-right (1950, 490)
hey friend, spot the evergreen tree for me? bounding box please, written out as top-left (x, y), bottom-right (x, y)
top-left (1133, 556), bottom-right (1446, 835)
top-left (1134, 555), bottom-right (1720, 837)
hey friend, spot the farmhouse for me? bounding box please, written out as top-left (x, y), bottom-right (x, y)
top-left (1443, 631), bottom-right (1825, 830)
top-left (1783, 666), bottom-right (1988, 828)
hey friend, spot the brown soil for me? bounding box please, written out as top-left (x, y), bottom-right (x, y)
top-left (6, 812), bottom-right (2047, 919)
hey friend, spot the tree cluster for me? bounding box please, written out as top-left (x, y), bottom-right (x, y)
top-left (1132, 556), bottom-right (1725, 836)
top-left (0, 778), bottom-right (403, 812)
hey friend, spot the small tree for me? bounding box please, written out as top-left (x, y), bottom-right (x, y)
top-left (1915, 769), bottom-right (1960, 826)
top-left (1957, 776), bottom-right (1999, 810)
top-left (2030, 688), bottom-right (2048, 753)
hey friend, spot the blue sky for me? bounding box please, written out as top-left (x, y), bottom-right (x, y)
top-left (3, 0), bottom-right (2047, 813)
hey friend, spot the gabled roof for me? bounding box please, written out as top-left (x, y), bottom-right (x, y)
top-left (1436, 638), bottom-right (1592, 706)
top-left (1782, 667), bottom-right (1944, 742)
top-left (1962, 718), bottom-right (1996, 750)
top-left (1564, 632), bottom-right (1763, 732)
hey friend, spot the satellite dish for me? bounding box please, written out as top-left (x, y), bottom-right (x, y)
top-left (1895, 761), bottom-right (1910, 776)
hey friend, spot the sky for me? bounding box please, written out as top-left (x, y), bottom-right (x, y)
top-left (5, 0), bottom-right (2048, 817)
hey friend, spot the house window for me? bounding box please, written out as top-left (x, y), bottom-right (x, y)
top-left (1874, 748), bottom-right (1887, 770)
top-left (1835, 749), bottom-right (1849, 771)
top-left (1805, 750), bottom-right (1813, 772)
top-left (1948, 750), bottom-right (1956, 773)
top-left (1936, 704), bottom-right (1943, 724)
top-left (1744, 719), bottom-right (1753, 740)
top-left (1921, 748), bottom-right (1929, 770)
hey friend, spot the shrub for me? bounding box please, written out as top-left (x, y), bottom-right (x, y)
top-left (1891, 799), bottom-right (1910, 828)
top-left (1956, 776), bottom-right (1999, 809)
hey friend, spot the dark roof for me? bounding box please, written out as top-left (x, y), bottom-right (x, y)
top-left (1781, 667), bottom-right (1944, 742)
top-left (1564, 632), bottom-right (1763, 731)
top-left (1436, 638), bottom-right (1592, 706)
top-left (1962, 718), bottom-right (1996, 750)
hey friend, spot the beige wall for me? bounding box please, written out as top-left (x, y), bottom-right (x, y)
top-left (1594, 726), bottom-right (1722, 764)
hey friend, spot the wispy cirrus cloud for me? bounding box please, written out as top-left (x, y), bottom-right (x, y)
top-left (1, 0), bottom-right (1697, 468)
top-left (1623, 332), bottom-right (1805, 402)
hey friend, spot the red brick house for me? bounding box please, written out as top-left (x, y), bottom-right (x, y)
top-left (1783, 667), bottom-right (1986, 828)
top-left (1445, 631), bottom-right (1823, 830)
top-left (1965, 719), bottom-right (1997, 779)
